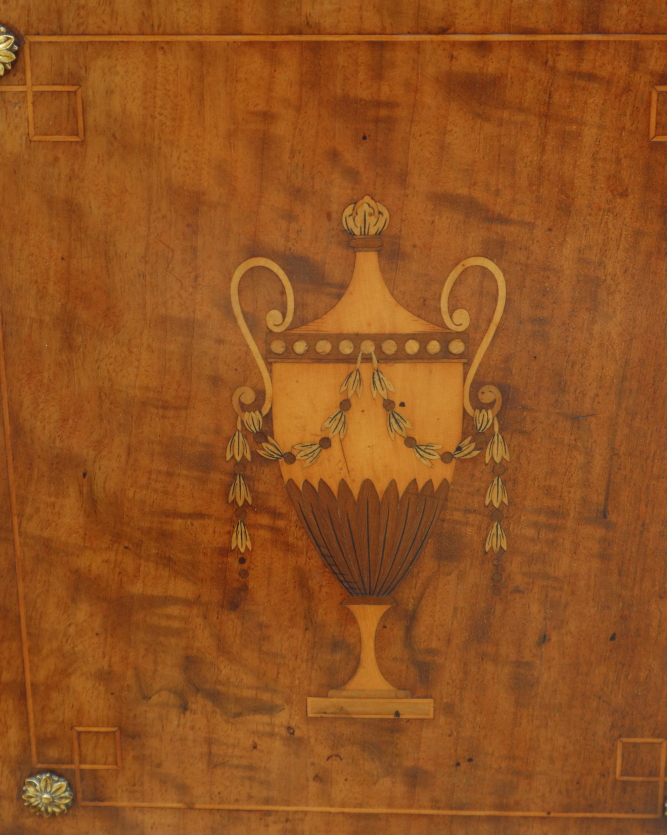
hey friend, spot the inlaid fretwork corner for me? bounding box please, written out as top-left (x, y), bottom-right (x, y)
top-left (0, 35), bottom-right (84, 141)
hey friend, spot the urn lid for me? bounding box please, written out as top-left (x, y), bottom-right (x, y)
top-left (289, 196), bottom-right (446, 336)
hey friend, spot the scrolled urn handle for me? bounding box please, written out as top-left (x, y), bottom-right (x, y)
top-left (440, 257), bottom-right (506, 417)
top-left (230, 257), bottom-right (294, 416)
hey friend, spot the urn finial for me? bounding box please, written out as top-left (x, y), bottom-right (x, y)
top-left (285, 195), bottom-right (435, 333)
top-left (342, 196), bottom-right (389, 246)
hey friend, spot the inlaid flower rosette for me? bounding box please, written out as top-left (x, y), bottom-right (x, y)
top-left (22, 772), bottom-right (74, 817)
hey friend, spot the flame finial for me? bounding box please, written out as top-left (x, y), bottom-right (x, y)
top-left (342, 196), bottom-right (389, 236)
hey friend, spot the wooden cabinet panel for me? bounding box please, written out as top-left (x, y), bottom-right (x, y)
top-left (2, 9), bottom-right (667, 834)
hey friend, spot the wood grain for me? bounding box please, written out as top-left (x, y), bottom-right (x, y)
top-left (3, 5), bottom-right (667, 833)
top-left (5, 2), bottom-right (667, 37)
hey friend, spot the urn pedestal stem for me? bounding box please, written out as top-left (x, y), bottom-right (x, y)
top-left (330, 598), bottom-right (408, 697)
top-left (307, 596), bottom-right (434, 719)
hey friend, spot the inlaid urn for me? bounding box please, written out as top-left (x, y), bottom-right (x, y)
top-left (228, 196), bottom-right (507, 718)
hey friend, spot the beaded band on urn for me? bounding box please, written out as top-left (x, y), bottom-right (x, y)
top-left (226, 195), bottom-right (509, 718)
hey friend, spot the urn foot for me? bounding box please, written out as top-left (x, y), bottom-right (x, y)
top-left (307, 696), bottom-right (434, 719)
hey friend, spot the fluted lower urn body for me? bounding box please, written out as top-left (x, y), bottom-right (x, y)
top-left (286, 477), bottom-right (450, 597)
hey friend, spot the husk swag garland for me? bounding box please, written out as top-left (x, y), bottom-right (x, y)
top-left (227, 353), bottom-right (509, 561)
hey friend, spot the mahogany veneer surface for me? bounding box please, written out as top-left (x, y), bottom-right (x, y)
top-left (2, 2), bottom-right (667, 833)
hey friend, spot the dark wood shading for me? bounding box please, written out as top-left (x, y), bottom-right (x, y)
top-left (285, 477), bottom-right (449, 596)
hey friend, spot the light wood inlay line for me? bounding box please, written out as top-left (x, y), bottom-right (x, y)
top-left (658, 741), bottom-right (667, 815)
top-left (75, 87), bottom-right (84, 140)
top-left (0, 313), bottom-right (37, 766)
top-left (36, 763), bottom-right (120, 771)
top-left (73, 726), bottom-right (120, 732)
top-left (72, 728), bottom-right (82, 800)
top-left (115, 727), bottom-right (122, 769)
top-left (24, 40), bottom-right (34, 139)
top-left (21, 33), bottom-right (667, 43)
top-left (74, 801), bottom-right (660, 818)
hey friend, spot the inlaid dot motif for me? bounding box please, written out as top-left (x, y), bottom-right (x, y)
top-left (381, 339), bottom-right (397, 356)
top-left (293, 339), bottom-right (309, 355)
top-left (426, 339), bottom-right (442, 355)
top-left (339, 339), bottom-right (355, 355)
top-left (448, 338), bottom-right (465, 355)
top-left (360, 339), bottom-right (375, 354)
top-left (270, 339), bottom-right (286, 354)
top-left (315, 339), bottom-right (332, 355)
top-left (404, 339), bottom-right (420, 355)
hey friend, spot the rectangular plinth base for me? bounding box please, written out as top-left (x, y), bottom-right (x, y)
top-left (307, 696), bottom-right (434, 719)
